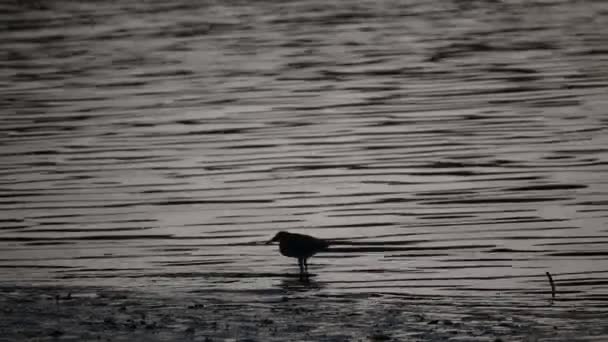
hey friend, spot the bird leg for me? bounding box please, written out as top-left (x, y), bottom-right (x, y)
top-left (298, 258), bottom-right (305, 279)
top-left (302, 258), bottom-right (311, 282)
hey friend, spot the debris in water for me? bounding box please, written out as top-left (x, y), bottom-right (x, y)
top-left (546, 272), bottom-right (556, 300)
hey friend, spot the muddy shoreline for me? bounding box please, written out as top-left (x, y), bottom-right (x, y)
top-left (2, 284), bottom-right (607, 342)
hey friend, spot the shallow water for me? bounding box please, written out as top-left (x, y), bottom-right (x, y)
top-left (1, 0), bottom-right (608, 304)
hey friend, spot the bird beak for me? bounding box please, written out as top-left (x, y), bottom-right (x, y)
top-left (265, 235), bottom-right (279, 244)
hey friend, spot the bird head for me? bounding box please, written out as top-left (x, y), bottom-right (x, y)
top-left (265, 231), bottom-right (288, 244)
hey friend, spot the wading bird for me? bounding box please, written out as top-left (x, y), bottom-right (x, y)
top-left (266, 231), bottom-right (330, 279)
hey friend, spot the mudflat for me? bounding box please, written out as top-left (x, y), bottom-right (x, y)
top-left (2, 284), bottom-right (607, 342)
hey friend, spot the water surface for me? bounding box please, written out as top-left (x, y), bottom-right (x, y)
top-left (1, 0), bottom-right (608, 303)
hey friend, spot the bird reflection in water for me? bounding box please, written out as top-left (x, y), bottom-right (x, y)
top-left (279, 274), bottom-right (323, 292)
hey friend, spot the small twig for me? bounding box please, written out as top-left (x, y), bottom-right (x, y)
top-left (545, 271), bottom-right (556, 299)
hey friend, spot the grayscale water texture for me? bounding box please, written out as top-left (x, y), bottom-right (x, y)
top-left (1, 0), bottom-right (608, 304)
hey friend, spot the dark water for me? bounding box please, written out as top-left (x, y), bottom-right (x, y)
top-left (1, 0), bottom-right (608, 302)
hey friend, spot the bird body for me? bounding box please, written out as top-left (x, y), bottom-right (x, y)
top-left (266, 231), bottom-right (330, 279)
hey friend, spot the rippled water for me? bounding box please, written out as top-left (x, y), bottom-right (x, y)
top-left (1, 0), bottom-right (608, 302)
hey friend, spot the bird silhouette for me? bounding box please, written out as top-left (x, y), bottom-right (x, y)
top-left (266, 231), bottom-right (330, 279)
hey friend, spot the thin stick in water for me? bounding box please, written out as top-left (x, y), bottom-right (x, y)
top-left (545, 271), bottom-right (556, 299)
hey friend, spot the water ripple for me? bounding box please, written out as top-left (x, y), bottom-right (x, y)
top-left (1, 0), bottom-right (607, 301)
